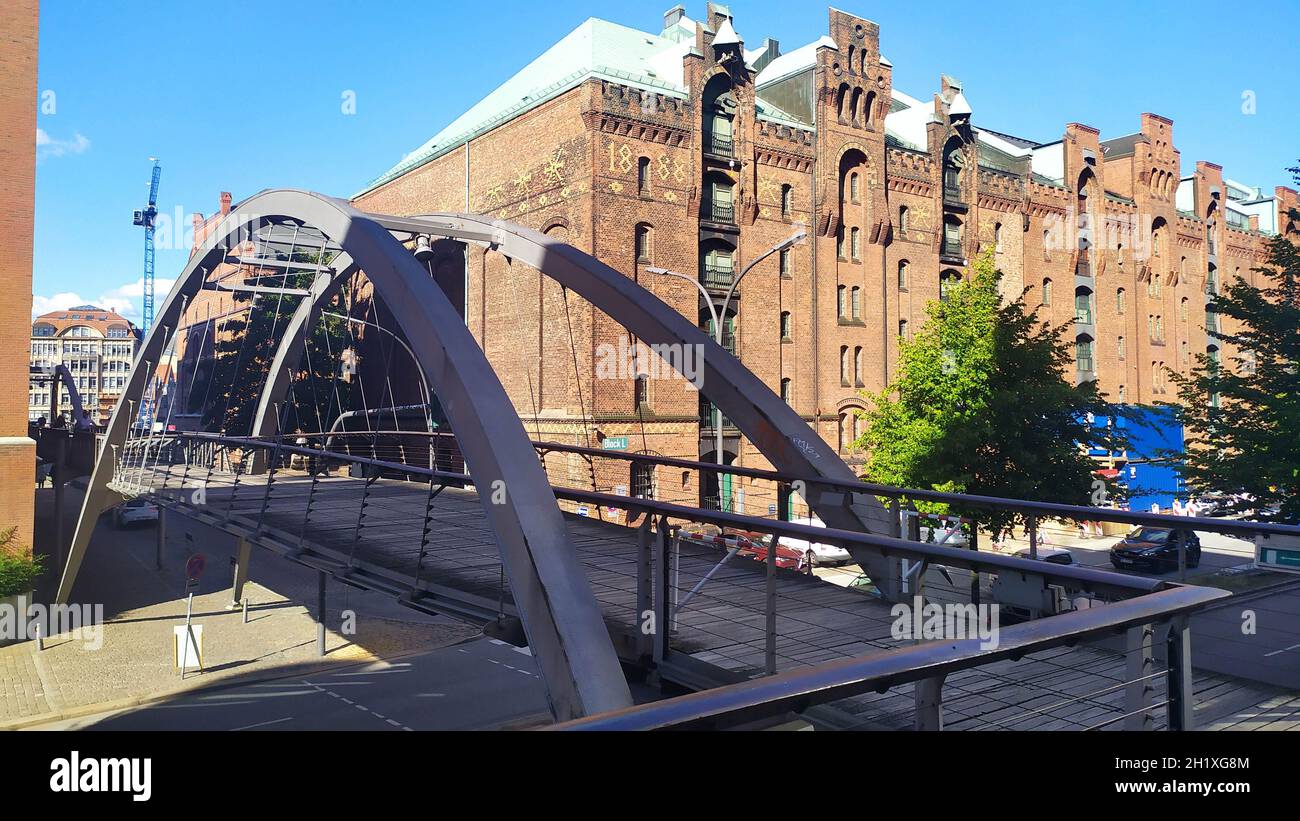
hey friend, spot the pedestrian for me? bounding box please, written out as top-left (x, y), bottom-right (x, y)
top-left (1171, 498), bottom-right (1184, 516)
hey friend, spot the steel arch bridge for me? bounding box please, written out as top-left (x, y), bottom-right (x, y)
top-left (58, 189), bottom-right (903, 721)
top-left (61, 189), bottom-right (1274, 728)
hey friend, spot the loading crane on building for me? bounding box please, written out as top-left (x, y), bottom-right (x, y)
top-left (132, 159), bottom-right (161, 334)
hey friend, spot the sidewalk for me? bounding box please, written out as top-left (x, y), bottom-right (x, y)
top-left (1, 487), bottom-right (480, 729)
top-left (0, 579), bottom-right (479, 729)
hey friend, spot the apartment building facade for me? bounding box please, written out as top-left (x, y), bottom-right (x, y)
top-left (30, 305), bottom-right (141, 425)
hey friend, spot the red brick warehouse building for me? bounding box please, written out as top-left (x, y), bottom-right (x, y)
top-left (353, 3), bottom-right (1297, 510)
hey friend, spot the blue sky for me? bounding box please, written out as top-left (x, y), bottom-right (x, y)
top-left (33, 0), bottom-right (1298, 319)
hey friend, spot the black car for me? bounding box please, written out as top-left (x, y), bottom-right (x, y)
top-left (1109, 526), bottom-right (1200, 572)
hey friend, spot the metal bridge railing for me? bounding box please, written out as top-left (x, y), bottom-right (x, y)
top-left (110, 430), bottom-right (1280, 730)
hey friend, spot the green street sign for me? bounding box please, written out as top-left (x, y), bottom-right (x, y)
top-left (602, 436), bottom-right (629, 451)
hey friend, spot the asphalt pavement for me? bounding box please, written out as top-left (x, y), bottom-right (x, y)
top-left (32, 637), bottom-right (552, 731)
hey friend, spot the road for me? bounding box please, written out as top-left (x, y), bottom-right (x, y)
top-left (32, 638), bottom-right (552, 731)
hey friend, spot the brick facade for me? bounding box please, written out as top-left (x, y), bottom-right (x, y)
top-left (0, 0), bottom-right (38, 548)
top-left (353, 5), bottom-right (1297, 510)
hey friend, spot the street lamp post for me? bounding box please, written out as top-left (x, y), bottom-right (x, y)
top-left (647, 229), bottom-right (806, 511)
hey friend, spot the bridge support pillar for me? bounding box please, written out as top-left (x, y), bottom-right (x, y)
top-left (1124, 623), bottom-right (1155, 730)
top-left (914, 675), bottom-right (945, 731)
top-left (230, 537), bottom-right (251, 608)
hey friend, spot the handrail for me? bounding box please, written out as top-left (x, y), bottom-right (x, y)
top-left (273, 429), bottom-right (1300, 542)
top-left (547, 584), bottom-right (1228, 730)
top-left (127, 431), bottom-right (1170, 597)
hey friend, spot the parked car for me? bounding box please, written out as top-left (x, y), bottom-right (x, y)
top-left (1109, 526), bottom-right (1200, 571)
top-left (1013, 546), bottom-right (1076, 565)
top-left (918, 520), bottom-right (970, 548)
top-left (113, 498), bottom-right (159, 528)
top-left (775, 516), bottom-right (853, 566)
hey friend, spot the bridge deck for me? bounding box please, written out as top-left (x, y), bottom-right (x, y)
top-left (118, 465), bottom-right (1279, 730)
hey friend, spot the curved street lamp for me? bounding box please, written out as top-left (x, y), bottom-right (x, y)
top-left (647, 228), bottom-right (806, 510)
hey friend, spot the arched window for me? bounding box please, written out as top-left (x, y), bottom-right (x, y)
top-left (781, 184), bottom-right (793, 218)
top-left (779, 248), bottom-right (791, 278)
top-left (853, 346), bottom-right (864, 386)
top-left (780, 311), bottom-right (792, 340)
top-left (1076, 334), bottom-right (1095, 375)
top-left (703, 74), bottom-right (735, 157)
top-left (898, 205), bottom-right (909, 235)
top-left (1075, 286), bottom-right (1093, 324)
top-left (942, 215), bottom-right (962, 257)
top-left (898, 319), bottom-right (908, 339)
top-left (1043, 228), bottom-right (1052, 261)
top-left (850, 87), bottom-right (863, 126)
top-left (1041, 278), bottom-right (1053, 307)
top-left (897, 259), bottom-right (909, 289)
top-left (1180, 297), bottom-right (1188, 322)
top-left (993, 222), bottom-right (1003, 252)
top-left (780, 377), bottom-right (792, 403)
top-left (839, 345), bottom-right (850, 385)
top-left (701, 243), bottom-right (734, 289)
top-left (838, 413), bottom-right (849, 452)
top-left (942, 138), bottom-right (964, 201)
top-left (705, 172), bottom-right (735, 224)
top-left (940, 269), bottom-right (961, 302)
top-left (836, 225), bottom-right (845, 259)
top-left (635, 223), bottom-right (652, 263)
top-left (849, 172), bottom-right (860, 203)
top-left (637, 156), bottom-right (651, 195)
top-left (850, 286), bottom-right (861, 319)
top-left (850, 226), bottom-right (861, 260)
top-left (837, 285), bottom-right (847, 317)
top-left (836, 83), bottom-right (851, 121)
top-left (1117, 335), bottom-right (1126, 361)
top-left (862, 90), bottom-right (876, 126)
top-left (1116, 288), bottom-right (1126, 314)
top-left (633, 372), bottom-right (649, 408)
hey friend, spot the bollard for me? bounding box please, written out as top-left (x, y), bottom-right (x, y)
top-left (316, 570), bottom-right (327, 657)
top-left (242, 597), bottom-right (248, 624)
top-left (34, 623), bottom-right (43, 652)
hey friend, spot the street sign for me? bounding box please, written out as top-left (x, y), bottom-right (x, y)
top-left (601, 436), bottom-right (629, 451)
top-left (185, 553), bottom-right (206, 580)
top-left (1256, 534), bottom-right (1300, 576)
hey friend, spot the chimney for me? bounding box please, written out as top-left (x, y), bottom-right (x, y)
top-left (663, 4), bottom-right (684, 30)
top-left (220, 191), bottom-right (232, 216)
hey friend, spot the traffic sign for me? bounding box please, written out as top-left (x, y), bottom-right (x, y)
top-left (601, 437), bottom-right (629, 451)
top-left (1256, 534), bottom-right (1300, 576)
top-left (185, 553), bottom-right (207, 580)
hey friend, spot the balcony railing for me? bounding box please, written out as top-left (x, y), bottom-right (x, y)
top-left (699, 400), bottom-right (733, 430)
top-left (707, 133), bottom-right (734, 157)
top-left (1076, 306), bottom-right (1094, 325)
top-left (941, 238), bottom-right (963, 259)
top-left (943, 184), bottom-right (963, 203)
top-left (701, 264), bottom-right (734, 290)
top-left (706, 201), bottom-right (735, 224)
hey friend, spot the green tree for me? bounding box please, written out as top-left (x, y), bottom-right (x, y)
top-left (853, 248), bottom-right (1125, 537)
top-left (1166, 164), bottom-right (1300, 523)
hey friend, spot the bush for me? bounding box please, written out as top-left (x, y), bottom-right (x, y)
top-left (0, 527), bottom-right (42, 598)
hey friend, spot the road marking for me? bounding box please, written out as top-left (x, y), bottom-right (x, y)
top-left (303, 680), bottom-right (413, 732)
top-left (230, 716), bottom-right (294, 731)
top-left (513, 646), bottom-right (532, 657)
top-left (1264, 642), bottom-right (1300, 658)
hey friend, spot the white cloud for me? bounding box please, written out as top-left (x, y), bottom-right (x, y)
top-left (32, 277), bottom-right (177, 322)
top-left (36, 128), bottom-right (90, 160)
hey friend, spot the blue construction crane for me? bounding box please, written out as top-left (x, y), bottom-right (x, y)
top-left (132, 159), bottom-right (161, 334)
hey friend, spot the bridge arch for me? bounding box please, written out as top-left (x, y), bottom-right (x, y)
top-left (57, 190), bottom-right (632, 721)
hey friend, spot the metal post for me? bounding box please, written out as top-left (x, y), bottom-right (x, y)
top-left (767, 483), bottom-right (790, 673)
top-left (1028, 514), bottom-right (1039, 560)
top-left (653, 517), bottom-right (671, 665)
top-left (155, 506), bottom-right (166, 571)
top-left (316, 570), bottom-right (327, 657)
top-left (1166, 615), bottom-right (1195, 730)
top-left (242, 597), bottom-right (249, 624)
top-left (969, 517), bottom-right (980, 606)
top-left (635, 515), bottom-right (653, 661)
top-left (52, 434), bottom-right (66, 570)
top-left (1176, 528), bottom-right (1186, 582)
top-left (1124, 623), bottom-right (1155, 730)
top-left (231, 536), bottom-right (251, 608)
top-left (914, 675), bottom-right (945, 730)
